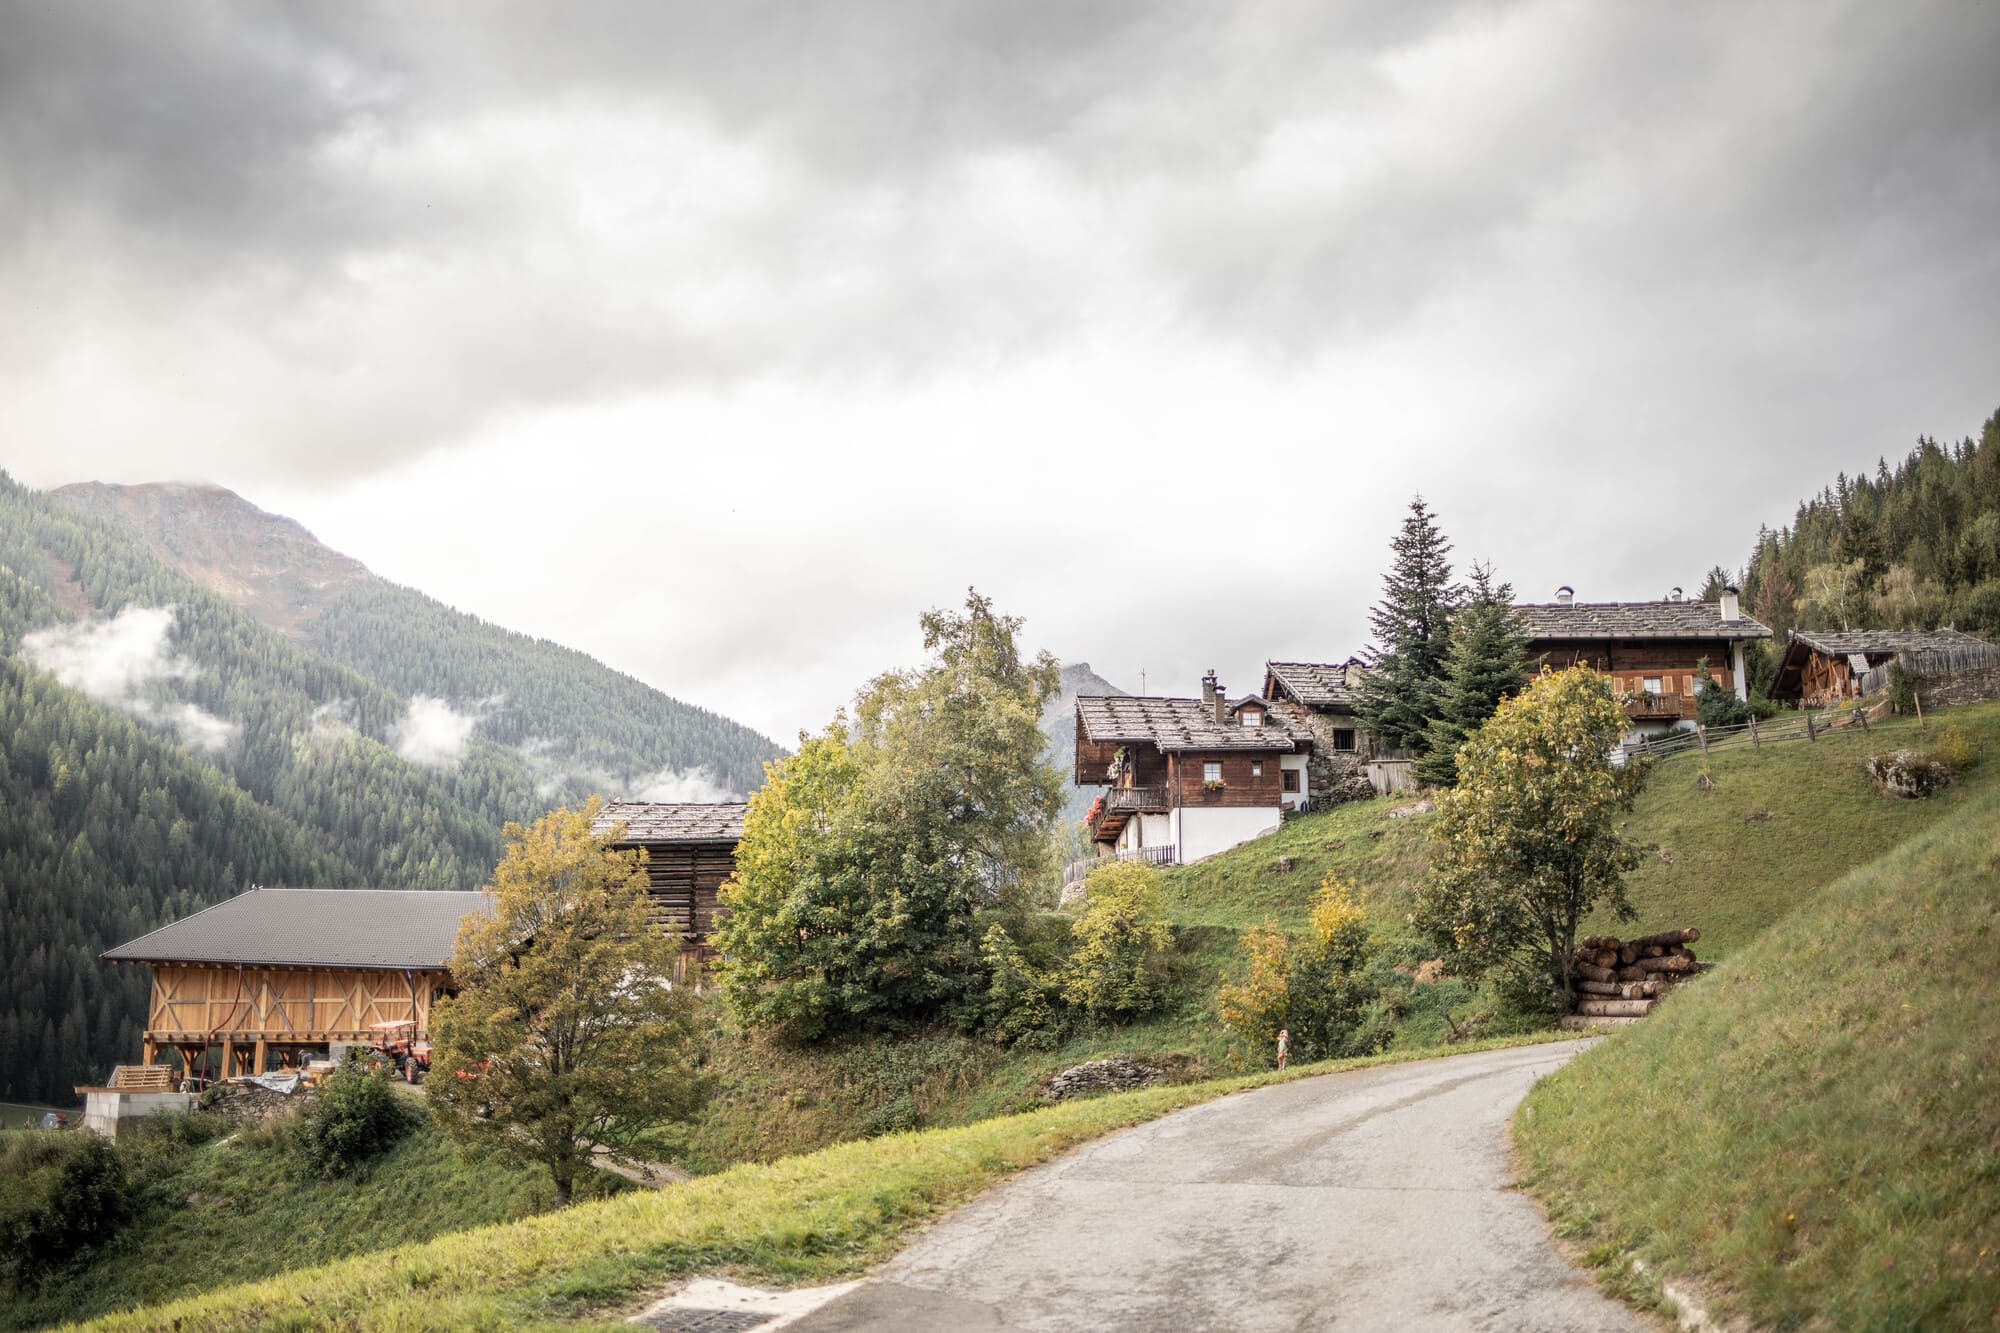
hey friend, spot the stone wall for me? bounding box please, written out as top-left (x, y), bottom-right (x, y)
top-left (1282, 708), bottom-right (1376, 807)
top-left (1914, 662), bottom-right (2000, 710)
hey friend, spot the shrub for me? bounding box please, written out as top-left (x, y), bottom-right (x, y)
top-left (1215, 875), bottom-right (1392, 1066)
top-left (1695, 661), bottom-right (1752, 728)
top-left (0, 1132), bottom-right (130, 1289)
top-left (980, 918), bottom-right (1069, 1048)
top-left (1061, 861), bottom-right (1174, 1020)
top-left (293, 1060), bottom-right (418, 1180)
top-left (1931, 722), bottom-right (1977, 773)
top-left (1887, 660), bottom-right (1919, 715)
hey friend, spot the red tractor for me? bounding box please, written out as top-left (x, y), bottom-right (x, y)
top-left (365, 1020), bottom-right (431, 1084)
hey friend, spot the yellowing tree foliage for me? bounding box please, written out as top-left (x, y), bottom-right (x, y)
top-left (428, 801), bottom-right (705, 1205)
top-left (1413, 667), bottom-right (1643, 1007)
top-left (1215, 874), bottom-right (1387, 1066)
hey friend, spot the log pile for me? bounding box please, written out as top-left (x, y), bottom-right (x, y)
top-left (1560, 928), bottom-right (1704, 1031)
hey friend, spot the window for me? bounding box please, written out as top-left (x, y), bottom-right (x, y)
top-left (1642, 677), bottom-right (1663, 695)
top-left (1202, 761), bottom-right (1222, 784)
top-left (1241, 709), bottom-right (1263, 727)
top-left (1251, 760), bottom-right (1263, 777)
top-left (1281, 769), bottom-right (1300, 793)
top-left (1332, 728), bottom-right (1356, 752)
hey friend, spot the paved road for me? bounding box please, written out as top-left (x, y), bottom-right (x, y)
top-left (793, 1041), bottom-right (1650, 1332)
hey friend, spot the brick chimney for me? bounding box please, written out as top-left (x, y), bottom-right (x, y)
top-left (1555, 585), bottom-right (1574, 605)
top-left (1719, 585), bottom-right (1741, 621)
top-left (1200, 670), bottom-right (1218, 709)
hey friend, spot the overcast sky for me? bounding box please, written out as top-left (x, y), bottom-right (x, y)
top-left (4, 1), bottom-right (1997, 745)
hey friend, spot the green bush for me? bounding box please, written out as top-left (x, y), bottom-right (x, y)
top-left (0, 1131), bottom-right (130, 1289)
top-left (293, 1061), bottom-right (419, 1180)
top-left (1695, 661), bottom-right (1753, 728)
top-left (1061, 861), bottom-right (1174, 1021)
top-left (980, 917), bottom-right (1070, 1048)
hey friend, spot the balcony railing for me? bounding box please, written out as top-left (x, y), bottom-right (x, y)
top-left (1063, 843), bottom-right (1179, 890)
top-left (1623, 691), bottom-right (1693, 719)
top-left (1104, 785), bottom-right (1168, 813)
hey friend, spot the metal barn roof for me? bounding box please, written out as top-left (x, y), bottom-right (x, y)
top-left (102, 888), bottom-right (491, 970)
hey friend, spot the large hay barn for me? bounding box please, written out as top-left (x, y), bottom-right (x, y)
top-left (101, 888), bottom-right (489, 1080)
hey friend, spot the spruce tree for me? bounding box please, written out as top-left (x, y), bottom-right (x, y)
top-left (1413, 563), bottom-right (1529, 788)
top-left (1357, 498), bottom-right (1464, 754)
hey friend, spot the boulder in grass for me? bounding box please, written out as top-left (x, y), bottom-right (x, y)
top-left (1865, 749), bottom-right (1954, 798)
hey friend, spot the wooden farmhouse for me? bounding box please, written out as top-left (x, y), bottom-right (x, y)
top-left (101, 888), bottom-right (489, 1079)
top-left (1769, 628), bottom-right (1996, 707)
top-left (1074, 672), bottom-right (1314, 867)
top-left (1515, 586), bottom-right (1772, 735)
top-left (591, 800), bottom-right (747, 974)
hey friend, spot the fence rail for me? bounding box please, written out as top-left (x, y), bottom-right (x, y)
top-left (1618, 703), bottom-right (1873, 763)
top-left (1062, 843), bottom-right (1178, 889)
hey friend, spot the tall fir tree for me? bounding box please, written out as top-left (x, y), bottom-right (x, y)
top-left (1412, 563), bottom-right (1529, 788)
top-left (1356, 498), bottom-right (1465, 754)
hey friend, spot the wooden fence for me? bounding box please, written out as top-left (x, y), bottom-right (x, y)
top-left (1854, 644), bottom-right (2000, 698)
top-left (1618, 703), bottom-right (1876, 763)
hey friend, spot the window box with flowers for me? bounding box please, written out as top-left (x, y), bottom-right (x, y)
top-left (1201, 779), bottom-right (1226, 792)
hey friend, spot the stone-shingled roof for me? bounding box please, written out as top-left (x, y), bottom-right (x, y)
top-left (1264, 660), bottom-right (1364, 712)
top-left (1075, 695), bottom-right (1313, 752)
top-left (1787, 628), bottom-right (1993, 657)
top-left (1515, 600), bottom-right (1772, 642)
top-left (592, 801), bottom-right (748, 845)
top-left (102, 888), bottom-right (490, 970)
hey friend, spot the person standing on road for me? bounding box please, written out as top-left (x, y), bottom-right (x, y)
top-left (1276, 1028), bottom-right (1289, 1069)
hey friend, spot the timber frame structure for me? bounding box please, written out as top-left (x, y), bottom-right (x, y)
top-left (102, 888), bottom-right (488, 1080)
top-left (591, 800), bottom-right (748, 977)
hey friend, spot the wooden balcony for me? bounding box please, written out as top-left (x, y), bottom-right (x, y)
top-left (1623, 691), bottom-right (1695, 721)
top-left (1086, 785), bottom-right (1169, 842)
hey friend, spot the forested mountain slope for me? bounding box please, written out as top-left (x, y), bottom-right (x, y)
top-left (1740, 406), bottom-right (2000, 638)
top-left (54, 481), bottom-right (782, 796)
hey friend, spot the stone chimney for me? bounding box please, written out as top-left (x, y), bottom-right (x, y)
top-left (1555, 585), bottom-right (1574, 605)
top-left (1200, 670), bottom-right (1218, 709)
top-left (1719, 585), bottom-right (1741, 621)
top-left (1212, 678), bottom-right (1229, 723)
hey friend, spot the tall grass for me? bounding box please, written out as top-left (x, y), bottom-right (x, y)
top-left (1515, 787), bottom-right (2000, 1329)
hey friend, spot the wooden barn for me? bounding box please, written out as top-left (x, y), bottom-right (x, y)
top-left (1770, 628), bottom-right (1996, 706)
top-left (101, 888), bottom-right (489, 1079)
top-left (592, 801), bottom-right (747, 973)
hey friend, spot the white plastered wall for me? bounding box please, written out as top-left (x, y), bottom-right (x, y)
top-left (1172, 806), bottom-right (1283, 863)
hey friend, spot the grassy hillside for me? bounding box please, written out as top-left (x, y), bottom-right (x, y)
top-left (1582, 702), bottom-right (2000, 958)
top-left (0, 1114), bottom-right (612, 1332)
top-left (75, 1036), bottom-right (1573, 1333)
top-left (676, 708), bottom-right (2000, 1169)
top-left (1514, 785), bottom-right (2000, 1329)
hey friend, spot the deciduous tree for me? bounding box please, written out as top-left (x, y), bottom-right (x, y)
top-left (717, 590), bottom-right (1064, 1040)
top-left (428, 801), bottom-right (705, 1206)
top-left (1413, 668), bottom-right (1643, 1007)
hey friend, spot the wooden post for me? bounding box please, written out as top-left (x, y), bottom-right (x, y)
top-left (1914, 691), bottom-right (1924, 730)
top-left (1749, 715), bottom-right (1760, 749)
top-left (1857, 704), bottom-right (1869, 732)
top-left (220, 1037), bottom-right (236, 1079)
top-left (1806, 710), bottom-right (1817, 742)
top-left (142, 1038), bottom-right (158, 1064)
top-left (253, 1038), bottom-right (268, 1076)
top-left (1696, 724), bottom-right (1708, 754)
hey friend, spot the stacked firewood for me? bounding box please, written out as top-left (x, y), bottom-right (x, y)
top-left (1559, 928), bottom-right (1702, 1031)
